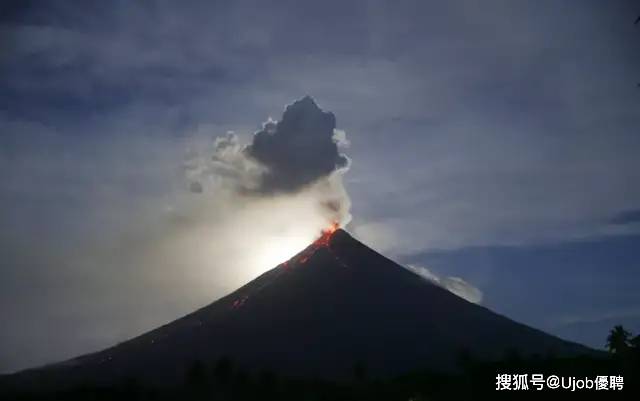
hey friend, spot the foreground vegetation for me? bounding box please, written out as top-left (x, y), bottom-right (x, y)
top-left (3, 326), bottom-right (639, 400)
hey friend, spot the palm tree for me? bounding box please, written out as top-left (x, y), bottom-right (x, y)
top-left (606, 325), bottom-right (631, 354)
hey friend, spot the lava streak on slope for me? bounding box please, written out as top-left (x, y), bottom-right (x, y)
top-left (314, 222), bottom-right (339, 248)
top-left (231, 223), bottom-right (343, 310)
top-left (297, 222), bottom-right (341, 264)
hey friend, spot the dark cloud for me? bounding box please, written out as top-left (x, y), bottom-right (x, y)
top-left (610, 209), bottom-right (640, 225)
top-left (189, 181), bottom-right (203, 193)
top-left (244, 96), bottom-right (349, 193)
top-left (182, 96), bottom-right (353, 225)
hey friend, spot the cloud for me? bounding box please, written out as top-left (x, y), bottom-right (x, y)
top-left (610, 209), bottom-right (640, 225)
top-left (188, 181), bottom-right (203, 193)
top-left (0, 95), bottom-right (354, 373)
top-left (244, 96), bottom-right (349, 193)
top-left (184, 96), bottom-right (352, 226)
top-left (404, 264), bottom-right (483, 304)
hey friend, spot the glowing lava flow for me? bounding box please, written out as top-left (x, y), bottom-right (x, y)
top-left (232, 296), bottom-right (248, 309)
top-left (315, 221), bottom-right (339, 247)
top-left (231, 223), bottom-right (342, 310)
top-left (297, 222), bottom-right (340, 264)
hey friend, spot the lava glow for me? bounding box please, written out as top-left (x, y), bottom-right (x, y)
top-left (231, 222), bottom-right (347, 309)
top-left (231, 223), bottom-right (341, 310)
top-left (243, 221), bottom-right (342, 280)
top-left (317, 221), bottom-right (339, 244)
top-left (297, 222), bottom-right (340, 264)
top-left (232, 296), bottom-right (248, 309)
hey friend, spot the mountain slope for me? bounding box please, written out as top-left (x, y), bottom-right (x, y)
top-left (2, 229), bottom-right (593, 389)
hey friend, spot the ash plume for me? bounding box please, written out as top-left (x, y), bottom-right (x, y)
top-left (245, 96), bottom-right (349, 194)
top-left (185, 96), bottom-right (352, 226)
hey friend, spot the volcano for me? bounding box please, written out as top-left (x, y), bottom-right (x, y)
top-left (2, 229), bottom-right (592, 390)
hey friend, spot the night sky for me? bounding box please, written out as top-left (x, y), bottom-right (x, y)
top-left (1, 0), bottom-right (640, 373)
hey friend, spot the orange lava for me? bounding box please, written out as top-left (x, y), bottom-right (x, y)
top-left (315, 222), bottom-right (339, 247)
top-left (232, 295), bottom-right (248, 309)
top-left (232, 223), bottom-right (342, 311)
top-left (296, 222), bottom-right (340, 264)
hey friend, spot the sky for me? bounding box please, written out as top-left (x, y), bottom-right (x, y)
top-left (1, 0), bottom-right (640, 373)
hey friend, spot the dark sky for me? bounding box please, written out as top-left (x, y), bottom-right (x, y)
top-left (1, 0), bottom-right (640, 373)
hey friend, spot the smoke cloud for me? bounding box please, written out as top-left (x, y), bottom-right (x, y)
top-left (185, 96), bottom-right (352, 226)
top-left (404, 264), bottom-right (483, 304)
top-left (245, 96), bottom-right (349, 193)
top-left (0, 97), bottom-right (354, 373)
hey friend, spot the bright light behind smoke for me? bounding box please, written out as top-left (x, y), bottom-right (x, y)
top-left (237, 189), bottom-right (342, 279)
top-left (249, 234), bottom-right (310, 277)
top-left (154, 181), bottom-right (350, 289)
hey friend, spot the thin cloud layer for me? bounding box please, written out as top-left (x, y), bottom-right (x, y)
top-left (404, 264), bottom-right (483, 304)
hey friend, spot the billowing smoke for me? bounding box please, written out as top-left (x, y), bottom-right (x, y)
top-left (185, 96), bottom-right (351, 227)
top-left (0, 97), bottom-right (354, 372)
top-left (245, 96), bottom-right (349, 194)
top-left (404, 264), bottom-right (483, 304)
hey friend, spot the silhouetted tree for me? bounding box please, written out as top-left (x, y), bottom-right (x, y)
top-left (233, 368), bottom-right (252, 397)
top-left (353, 360), bottom-right (368, 382)
top-left (630, 334), bottom-right (640, 361)
top-left (606, 325), bottom-right (632, 354)
top-left (259, 368), bottom-right (278, 397)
